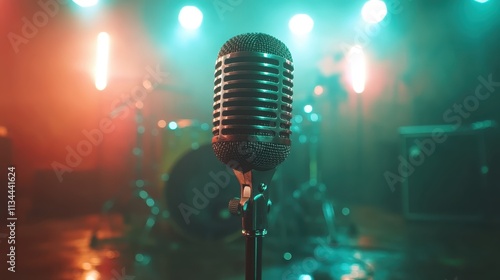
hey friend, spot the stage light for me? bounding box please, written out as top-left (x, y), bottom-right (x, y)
top-left (475, 0), bottom-right (489, 3)
top-left (84, 270), bottom-right (100, 280)
top-left (168, 121), bottom-right (178, 130)
top-left (289, 14), bottom-right (314, 35)
top-left (157, 120), bottom-right (167, 128)
top-left (348, 45), bottom-right (366, 94)
top-left (139, 190), bottom-right (148, 199)
top-left (0, 126), bottom-right (7, 137)
top-left (361, 0), bottom-right (387, 24)
top-left (73, 0), bottom-right (98, 8)
top-left (146, 198), bottom-right (155, 207)
top-left (310, 113), bottom-right (319, 122)
top-left (283, 252), bottom-right (292, 261)
top-left (304, 104), bottom-right (313, 113)
top-left (178, 6), bottom-right (203, 30)
top-left (135, 179), bottom-right (145, 188)
top-left (95, 32), bottom-right (109, 91)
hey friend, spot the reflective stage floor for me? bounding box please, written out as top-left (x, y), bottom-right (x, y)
top-left (2, 205), bottom-right (499, 280)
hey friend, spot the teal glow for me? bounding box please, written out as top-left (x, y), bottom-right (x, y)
top-left (310, 113), bottom-right (319, 122)
top-left (135, 253), bottom-right (144, 262)
top-left (135, 179), bottom-right (145, 188)
top-left (139, 190), bottom-right (148, 199)
top-left (162, 210), bottom-right (170, 219)
top-left (283, 252), bottom-right (292, 261)
top-left (219, 209), bottom-right (230, 219)
top-left (168, 121), bottom-right (178, 130)
top-left (146, 217), bottom-right (155, 227)
top-left (137, 125), bottom-right (145, 134)
top-left (151, 206), bottom-right (160, 215)
top-left (481, 166), bottom-right (489, 174)
top-left (304, 105), bottom-right (313, 113)
top-left (132, 147), bottom-right (142, 156)
top-left (342, 207), bottom-right (350, 216)
top-left (161, 173), bottom-right (170, 181)
top-left (146, 198), bottom-right (155, 207)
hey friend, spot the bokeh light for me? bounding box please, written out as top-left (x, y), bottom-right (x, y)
top-left (157, 120), bottom-right (167, 128)
top-left (314, 85), bottom-right (324, 96)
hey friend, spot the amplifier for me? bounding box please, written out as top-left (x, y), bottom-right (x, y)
top-left (399, 122), bottom-right (497, 222)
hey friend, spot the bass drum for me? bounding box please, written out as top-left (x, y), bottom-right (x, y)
top-left (164, 144), bottom-right (241, 242)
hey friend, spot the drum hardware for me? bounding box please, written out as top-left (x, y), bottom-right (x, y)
top-left (91, 106), bottom-right (161, 248)
top-left (163, 143), bottom-right (241, 242)
top-left (269, 110), bottom-right (339, 246)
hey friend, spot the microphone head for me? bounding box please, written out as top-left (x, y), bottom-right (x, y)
top-left (212, 33), bottom-right (294, 171)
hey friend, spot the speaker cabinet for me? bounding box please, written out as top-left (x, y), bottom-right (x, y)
top-left (399, 123), bottom-right (496, 222)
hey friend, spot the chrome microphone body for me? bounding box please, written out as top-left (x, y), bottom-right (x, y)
top-left (212, 33), bottom-right (294, 172)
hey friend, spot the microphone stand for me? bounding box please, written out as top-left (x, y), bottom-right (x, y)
top-left (229, 169), bottom-right (275, 280)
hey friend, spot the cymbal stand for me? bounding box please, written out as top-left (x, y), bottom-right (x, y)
top-left (295, 108), bottom-right (337, 244)
top-left (91, 105), bottom-right (160, 248)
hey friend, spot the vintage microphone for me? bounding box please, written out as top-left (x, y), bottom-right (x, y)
top-left (212, 33), bottom-right (294, 280)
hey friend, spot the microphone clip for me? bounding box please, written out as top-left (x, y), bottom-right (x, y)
top-left (228, 169), bottom-right (275, 237)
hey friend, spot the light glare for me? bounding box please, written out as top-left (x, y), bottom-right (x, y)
top-left (178, 6), bottom-right (203, 30)
top-left (73, 0), bottom-right (99, 7)
top-left (361, 0), bottom-right (388, 24)
top-left (95, 32), bottom-right (110, 91)
top-left (289, 14), bottom-right (314, 35)
top-left (348, 45), bottom-right (366, 94)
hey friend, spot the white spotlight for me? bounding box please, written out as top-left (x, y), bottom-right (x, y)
top-left (73, 0), bottom-right (99, 8)
top-left (289, 14), bottom-right (314, 35)
top-left (178, 6), bottom-right (203, 30)
top-left (348, 45), bottom-right (366, 94)
top-left (361, 0), bottom-right (388, 24)
top-left (95, 32), bottom-right (110, 91)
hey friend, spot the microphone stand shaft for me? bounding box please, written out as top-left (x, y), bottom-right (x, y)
top-left (246, 235), bottom-right (263, 280)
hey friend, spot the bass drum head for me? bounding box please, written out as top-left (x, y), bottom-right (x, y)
top-left (164, 144), bottom-right (241, 242)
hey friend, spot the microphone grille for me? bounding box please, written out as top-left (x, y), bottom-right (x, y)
top-left (212, 141), bottom-right (291, 171)
top-left (218, 33), bottom-right (293, 62)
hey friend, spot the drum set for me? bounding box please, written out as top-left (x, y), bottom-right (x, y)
top-left (91, 111), bottom-right (344, 248)
top-left (155, 111), bottom-right (340, 245)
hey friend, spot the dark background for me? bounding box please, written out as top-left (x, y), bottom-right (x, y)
top-left (0, 0), bottom-right (499, 243)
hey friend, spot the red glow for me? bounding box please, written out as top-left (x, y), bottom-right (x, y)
top-left (157, 120), bottom-right (167, 128)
